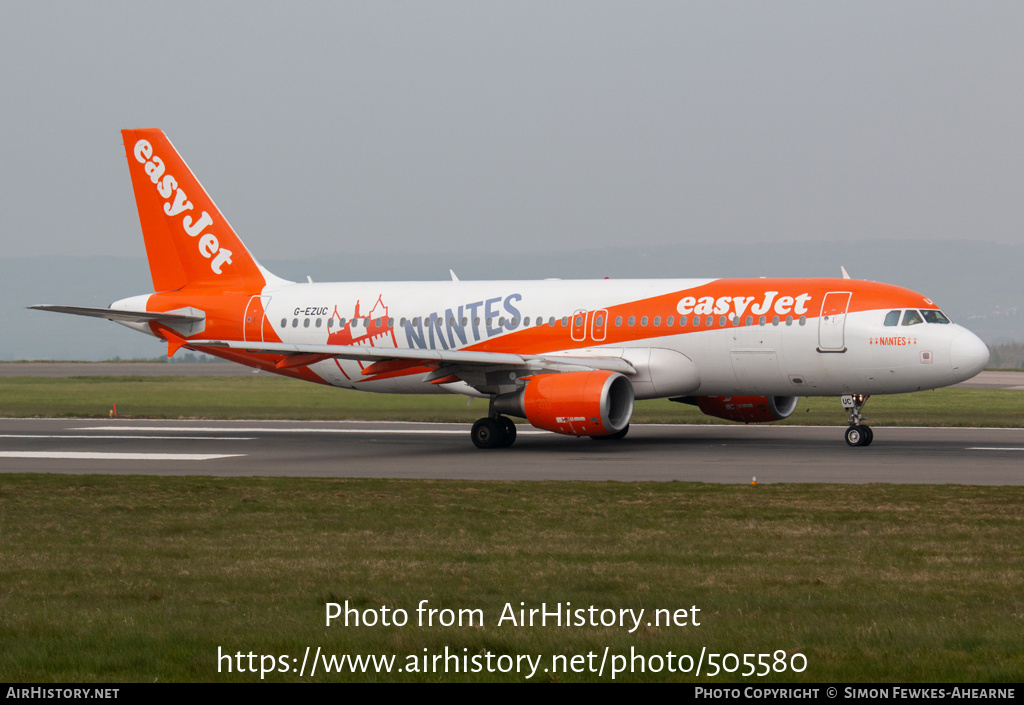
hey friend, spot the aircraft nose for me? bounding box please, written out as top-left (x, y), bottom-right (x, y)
top-left (949, 330), bottom-right (989, 380)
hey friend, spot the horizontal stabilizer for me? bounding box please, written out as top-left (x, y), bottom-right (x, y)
top-left (28, 305), bottom-right (204, 324)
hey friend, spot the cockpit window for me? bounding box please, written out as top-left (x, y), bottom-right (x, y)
top-left (921, 309), bottom-right (951, 324)
top-left (901, 310), bottom-right (924, 326)
top-left (884, 310), bottom-right (901, 327)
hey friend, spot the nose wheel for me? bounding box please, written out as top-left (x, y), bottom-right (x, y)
top-left (844, 424), bottom-right (873, 447)
top-left (841, 394), bottom-right (873, 446)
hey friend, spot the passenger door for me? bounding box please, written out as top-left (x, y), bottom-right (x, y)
top-left (817, 291), bottom-right (851, 352)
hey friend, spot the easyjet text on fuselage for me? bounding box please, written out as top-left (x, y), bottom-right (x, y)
top-left (676, 292), bottom-right (812, 319)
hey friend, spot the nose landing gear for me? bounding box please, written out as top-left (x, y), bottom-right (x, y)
top-left (841, 394), bottom-right (873, 446)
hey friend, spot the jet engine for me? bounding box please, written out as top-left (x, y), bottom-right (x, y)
top-left (493, 370), bottom-right (634, 436)
top-left (687, 395), bottom-right (799, 423)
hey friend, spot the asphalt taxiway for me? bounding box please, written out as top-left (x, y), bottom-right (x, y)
top-left (1, 418), bottom-right (1021, 484)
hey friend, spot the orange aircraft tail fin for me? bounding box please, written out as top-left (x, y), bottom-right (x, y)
top-left (121, 129), bottom-right (271, 293)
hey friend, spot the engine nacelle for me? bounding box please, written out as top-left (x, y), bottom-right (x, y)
top-left (493, 370), bottom-right (635, 436)
top-left (695, 395), bottom-right (799, 423)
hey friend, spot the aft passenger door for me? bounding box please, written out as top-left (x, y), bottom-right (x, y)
top-left (817, 292), bottom-right (851, 352)
top-left (244, 295), bottom-right (272, 343)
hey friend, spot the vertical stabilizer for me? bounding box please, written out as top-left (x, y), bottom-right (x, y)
top-left (121, 129), bottom-right (267, 293)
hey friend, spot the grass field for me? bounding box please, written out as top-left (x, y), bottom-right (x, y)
top-left (1, 476), bottom-right (1022, 682)
top-left (0, 375), bottom-right (1022, 427)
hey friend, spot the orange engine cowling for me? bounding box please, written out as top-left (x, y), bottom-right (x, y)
top-left (493, 370), bottom-right (635, 436)
top-left (695, 395), bottom-right (799, 423)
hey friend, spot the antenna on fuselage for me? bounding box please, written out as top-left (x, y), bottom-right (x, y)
top-left (840, 266), bottom-right (851, 280)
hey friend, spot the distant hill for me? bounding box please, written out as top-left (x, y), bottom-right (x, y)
top-left (4, 240), bottom-right (1020, 360)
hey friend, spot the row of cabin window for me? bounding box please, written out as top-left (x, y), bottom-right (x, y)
top-left (612, 314), bottom-right (807, 328)
top-left (278, 314), bottom-right (810, 330)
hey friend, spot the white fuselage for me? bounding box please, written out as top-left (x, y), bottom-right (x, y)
top-left (196, 277), bottom-right (989, 399)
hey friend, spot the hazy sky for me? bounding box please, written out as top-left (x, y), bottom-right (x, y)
top-left (3, 1), bottom-right (1024, 265)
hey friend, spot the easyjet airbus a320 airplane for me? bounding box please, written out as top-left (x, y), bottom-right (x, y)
top-left (33, 129), bottom-right (990, 448)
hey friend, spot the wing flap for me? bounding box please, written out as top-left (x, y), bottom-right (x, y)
top-left (188, 339), bottom-right (636, 374)
top-left (191, 339), bottom-right (527, 367)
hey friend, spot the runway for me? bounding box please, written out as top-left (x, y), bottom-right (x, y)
top-left (0, 361), bottom-right (252, 377)
top-left (1, 418), bottom-right (1022, 484)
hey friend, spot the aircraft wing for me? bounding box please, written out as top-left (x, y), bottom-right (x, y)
top-left (28, 305), bottom-right (205, 324)
top-left (189, 339), bottom-right (637, 375)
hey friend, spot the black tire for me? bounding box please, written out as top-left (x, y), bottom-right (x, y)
top-left (845, 425), bottom-right (868, 447)
top-left (497, 416), bottom-right (517, 447)
top-left (471, 418), bottom-right (502, 449)
top-left (591, 424), bottom-right (629, 441)
top-left (862, 425), bottom-right (873, 446)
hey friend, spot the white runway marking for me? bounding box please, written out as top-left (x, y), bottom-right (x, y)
top-left (72, 426), bottom-right (547, 435)
top-left (0, 435), bottom-right (256, 441)
top-left (968, 447), bottom-right (1024, 451)
top-left (0, 452), bottom-right (244, 461)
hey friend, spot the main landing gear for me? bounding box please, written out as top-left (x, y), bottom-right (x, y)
top-left (841, 394), bottom-right (873, 447)
top-left (471, 415), bottom-right (517, 449)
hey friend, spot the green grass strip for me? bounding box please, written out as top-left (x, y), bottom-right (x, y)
top-left (1, 476), bottom-right (1021, 682)
top-left (0, 376), bottom-right (1021, 427)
